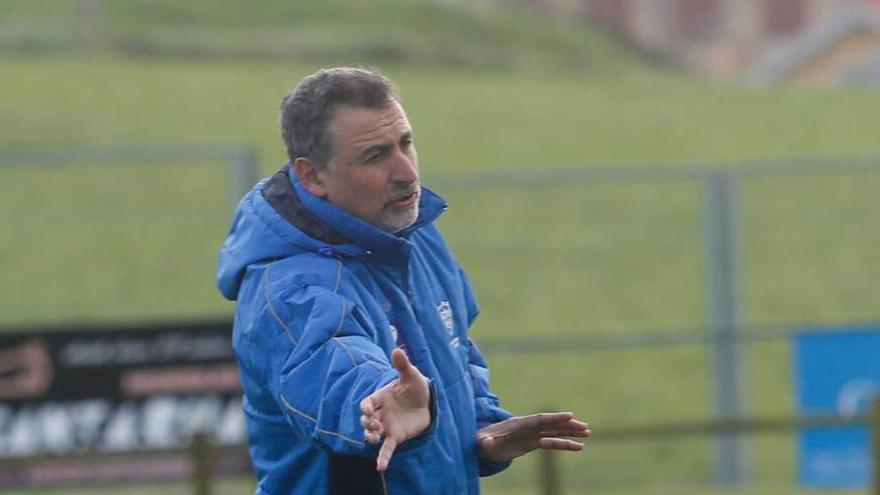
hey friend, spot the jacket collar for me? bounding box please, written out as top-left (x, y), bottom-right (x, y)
top-left (270, 165), bottom-right (446, 258)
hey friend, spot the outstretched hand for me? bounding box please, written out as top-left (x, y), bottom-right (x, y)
top-left (360, 348), bottom-right (431, 472)
top-left (477, 412), bottom-right (590, 463)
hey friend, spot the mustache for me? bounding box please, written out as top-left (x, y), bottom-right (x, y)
top-left (388, 184), bottom-right (421, 202)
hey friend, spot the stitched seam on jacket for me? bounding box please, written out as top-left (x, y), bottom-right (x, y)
top-left (467, 350), bottom-right (491, 419)
top-left (332, 337), bottom-right (358, 367)
top-left (329, 261), bottom-right (376, 371)
top-left (365, 360), bottom-right (388, 372)
top-left (264, 261), bottom-right (299, 346)
top-left (279, 393), bottom-right (365, 447)
top-left (333, 260), bottom-right (343, 293)
top-left (331, 297), bottom-right (348, 339)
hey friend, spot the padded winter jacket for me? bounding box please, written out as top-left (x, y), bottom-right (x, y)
top-left (217, 166), bottom-right (512, 494)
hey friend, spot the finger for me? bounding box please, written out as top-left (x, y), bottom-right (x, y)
top-left (391, 348), bottom-right (419, 382)
top-left (538, 437), bottom-right (584, 451)
top-left (540, 428), bottom-right (591, 438)
top-left (563, 419), bottom-right (590, 430)
top-left (360, 397), bottom-right (375, 415)
top-left (522, 412), bottom-right (574, 429)
top-left (376, 437), bottom-right (398, 472)
top-left (364, 429), bottom-right (382, 445)
top-left (361, 414), bottom-right (383, 432)
top-left (364, 430), bottom-right (382, 445)
top-left (541, 424), bottom-right (591, 437)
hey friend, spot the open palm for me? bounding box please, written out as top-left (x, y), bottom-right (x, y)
top-left (360, 348), bottom-right (431, 472)
top-left (477, 412), bottom-right (590, 463)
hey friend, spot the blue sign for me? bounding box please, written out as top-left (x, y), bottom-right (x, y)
top-left (794, 325), bottom-right (880, 489)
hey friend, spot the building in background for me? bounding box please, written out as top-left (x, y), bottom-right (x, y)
top-left (511, 0), bottom-right (880, 85)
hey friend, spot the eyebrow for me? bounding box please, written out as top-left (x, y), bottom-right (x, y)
top-left (359, 143), bottom-right (392, 161)
top-left (358, 131), bottom-right (413, 161)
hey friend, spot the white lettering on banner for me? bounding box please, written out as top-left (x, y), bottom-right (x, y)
top-left (7, 407), bottom-right (36, 456)
top-left (40, 404), bottom-right (73, 453)
top-left (59, 334), bottom-right (233, 368)
top-left (0, 397), bottom-right (245, 458)
top-left (143, 398), bottom-right (176, 448)
top-left (217, 400), bottom-right (247, 444)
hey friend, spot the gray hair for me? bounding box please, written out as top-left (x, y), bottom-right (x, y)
top-left (280, 67), bottom-right (400, 168)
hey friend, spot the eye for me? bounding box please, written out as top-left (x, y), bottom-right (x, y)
top-left (364, 150), bottom-right (385, 163)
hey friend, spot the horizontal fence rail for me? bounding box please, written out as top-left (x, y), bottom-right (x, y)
top-left (0, 143), bottom-right (259, 208)
top-left (597, 413), bottom-right (870, 441)
top-left (479, 321), bottom-right (880, 353)
top-left (535, 401), bottom-right (880, 495)
top-left (426, 155), bottom-right (880, 188)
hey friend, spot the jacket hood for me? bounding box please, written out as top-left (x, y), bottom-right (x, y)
top-left (216, 165), bottom-right (447, 301)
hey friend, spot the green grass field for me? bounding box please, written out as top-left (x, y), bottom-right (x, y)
top-left (2, 52), bottom-right (878, 493)
top-left (2, 3), bottom-right (880, 493)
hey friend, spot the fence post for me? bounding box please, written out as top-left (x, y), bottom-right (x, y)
top-left (229, 147), bottom-right (259, 209)
top-left (873, 397), bottom-right (880, 495)
top-left (702, 172), bottom-right (748, 486)
top-left (77, 0), bottom-right (106, 51)
top-left (190, 432), bottom-right (213, 495)
top-left (538, 447), bottom-right (560, 495)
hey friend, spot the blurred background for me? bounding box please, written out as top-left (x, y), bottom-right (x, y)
top-left (1, 0), bottom-right (879, 494)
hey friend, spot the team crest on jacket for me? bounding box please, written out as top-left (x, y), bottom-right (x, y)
top-left (437, 301), bottom-right (460, 349)
top-left (437, 301), bottom-right (454, 334)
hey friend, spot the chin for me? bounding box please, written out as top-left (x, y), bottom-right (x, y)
top-left (387, 207), bottom-right (419, 233)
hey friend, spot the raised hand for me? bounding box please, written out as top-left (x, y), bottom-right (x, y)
top-left (477, 412), bottom-right (590, 463)
top-left (360, 348), bottom-right (431, 472)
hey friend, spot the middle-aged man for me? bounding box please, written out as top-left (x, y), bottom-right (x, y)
top-left (217, 67), bottom-right (590, 495)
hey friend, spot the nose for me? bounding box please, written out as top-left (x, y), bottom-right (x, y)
top-left (390, 151), bottom-right (419, 184)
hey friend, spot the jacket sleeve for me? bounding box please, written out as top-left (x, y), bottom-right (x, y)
top-left (262, 282), bottom-right (400, 457)
top-left (460, 268), bottom-right (515, 476)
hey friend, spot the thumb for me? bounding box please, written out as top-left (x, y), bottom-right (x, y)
top-left (391, 348), bottom-right (419, 382)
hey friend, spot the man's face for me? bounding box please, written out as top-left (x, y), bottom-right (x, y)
top-left (316, 100), bottom-right (421, 233)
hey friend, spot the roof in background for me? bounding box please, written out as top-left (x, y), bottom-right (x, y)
top-left (750, 4), bottom-right (880, 85)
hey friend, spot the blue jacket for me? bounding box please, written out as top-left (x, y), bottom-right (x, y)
top-left (217, 166), bottom-right (512, 495)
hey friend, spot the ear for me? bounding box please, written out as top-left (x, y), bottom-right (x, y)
top-left (293, 157), bottom-right (329, 198)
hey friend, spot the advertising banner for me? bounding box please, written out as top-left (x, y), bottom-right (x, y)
top-left (0, 319), bottom-right (249, 485)
top-left (794, 325), bottom-right (880, 489)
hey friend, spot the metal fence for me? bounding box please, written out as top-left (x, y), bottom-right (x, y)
top-left (0, 143), bottom-right (259, 210)
top-left (431, 157), bottom-right (880, 488)
top-left (2, 147), bottom-right (879, 492)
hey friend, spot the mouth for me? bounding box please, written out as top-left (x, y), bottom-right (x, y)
top-left (387, 189), bottom-right (420, 210)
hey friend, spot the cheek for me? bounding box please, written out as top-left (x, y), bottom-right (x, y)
top-left (346, 172), bottom-right (390, 209)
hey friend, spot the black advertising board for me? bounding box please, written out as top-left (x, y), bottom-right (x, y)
top-left (0, 319), bottom-right (250, 486)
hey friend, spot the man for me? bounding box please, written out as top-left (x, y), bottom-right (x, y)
top-left (217, 67), bottom-right (589, 495)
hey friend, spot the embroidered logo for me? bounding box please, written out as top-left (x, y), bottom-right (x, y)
top-left (436, 301), bottom-right (460, 349)
top-left (437, 301), bottom-right (454, 335)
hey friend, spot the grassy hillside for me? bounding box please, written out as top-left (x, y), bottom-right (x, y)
top-left (0, 0), bottom-right (643, 74)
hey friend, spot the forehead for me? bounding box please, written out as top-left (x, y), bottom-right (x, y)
top-left (326, 100), bottom-right (412, 151)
